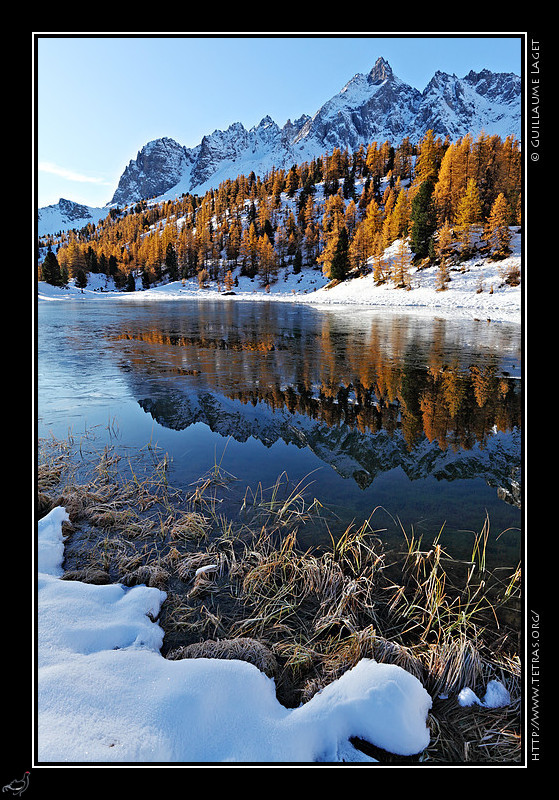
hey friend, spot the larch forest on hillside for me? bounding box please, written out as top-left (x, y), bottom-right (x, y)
top-left (38, 130), bottom-right (522, 294)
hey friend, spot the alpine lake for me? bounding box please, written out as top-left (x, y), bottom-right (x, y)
top-left (37, 297), bottom-right (522, 570)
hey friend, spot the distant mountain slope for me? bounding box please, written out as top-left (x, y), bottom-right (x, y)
top-left (37, 198), bottom-right (108, 237)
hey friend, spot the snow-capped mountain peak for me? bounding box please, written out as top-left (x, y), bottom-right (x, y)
top-left (38, 56), bottom-right (521, 228)
top-left (37, 197), bottom-right (109, 237)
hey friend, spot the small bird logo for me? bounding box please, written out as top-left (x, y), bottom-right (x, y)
top-left (2, 773), bottom-right (30, 797)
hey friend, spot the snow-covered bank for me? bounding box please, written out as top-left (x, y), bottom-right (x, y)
top-left (298, 236), bottom-right (522, 324)
top-left (37, 507), bottom-right (433, 763)
top-left (37, 506), bottom-right (511, 764)
top-left (37, 234), bottom-right (522, 325)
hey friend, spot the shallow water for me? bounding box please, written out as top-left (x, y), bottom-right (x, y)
top-left (37, 298), bottom-right (522, 566)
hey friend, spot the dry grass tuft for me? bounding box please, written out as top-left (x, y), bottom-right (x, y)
top-left (169, 512), bottom-right (211, 541)
top-left (121, 563), bottom-right (170, 589)
top-left (61, 567), bottom-right (111, 585)
top-left (167, 637), bottom-right (278, 678)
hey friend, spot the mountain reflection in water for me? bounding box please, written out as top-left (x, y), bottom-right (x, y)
top-left (112, 302), bottom-right (521, 509)
top-left (38, 299), bottom-right (522, 564)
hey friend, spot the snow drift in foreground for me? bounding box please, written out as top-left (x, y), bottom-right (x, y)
top-left (38, 507), bottom-right (435, 764)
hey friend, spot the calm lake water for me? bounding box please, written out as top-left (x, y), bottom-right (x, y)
top-left (37, 298), bottom-right (522, 566)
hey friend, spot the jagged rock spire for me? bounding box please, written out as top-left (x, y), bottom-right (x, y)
top-left (368, 57), bottom-right (393, 84)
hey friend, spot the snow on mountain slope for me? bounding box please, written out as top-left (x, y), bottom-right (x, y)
top-left (37, 198), bottom-right (109, 237)
top-left (38, 57), bottom-right (521, 230)
top-left (416, 68), bottom-right (521, 141)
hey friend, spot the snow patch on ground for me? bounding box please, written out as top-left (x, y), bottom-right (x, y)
top-left (37, 507), bottom-right (433, 763)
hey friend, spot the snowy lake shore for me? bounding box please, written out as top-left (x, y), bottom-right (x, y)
top-left (37, 234), bottom-right (522, 326)
top-left (37, 506), bottom-right (511, 764)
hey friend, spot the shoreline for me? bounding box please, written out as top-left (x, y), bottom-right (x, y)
top-left (37, 275), bottom-right (522, 326)
top-left (37, 230), bottom-right (522, 326)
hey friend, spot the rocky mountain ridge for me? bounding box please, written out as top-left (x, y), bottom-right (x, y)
top-left (110, 56), bottom-right (520, 206)
top-left (38, 56), bottom-right (521, 235)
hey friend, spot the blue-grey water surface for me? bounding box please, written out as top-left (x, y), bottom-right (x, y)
top-left (37, 298), bottom-right (522, 565)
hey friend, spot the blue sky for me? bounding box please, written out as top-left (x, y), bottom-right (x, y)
top-left (35, 34), bottom-right (524, 208)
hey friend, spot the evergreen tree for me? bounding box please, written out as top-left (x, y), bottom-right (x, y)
top-left (113, 267), bottom-right (127, 290)
top-left (108, 254), bottom-right (119, 279)
top-left (41, 249), bottom-right (62, 286)
top-left (292, 248), bottom-right (302, 274)
top-left (262, 218), bottom-right (275, 245)
top-left (329, 227), bottom-right (350, 281)
top-left (409, 179), bottom-right (437, 260)
top-left (74, 268), bottom-right (88, 290)
top-left (141, 265), bottom-right (151, 289)
top-left (342, 172), bottom-right (356, 200)
top-left (85, 245), bottom-right (99, 273)
top-left (165, 242), bottom-right (179, 281)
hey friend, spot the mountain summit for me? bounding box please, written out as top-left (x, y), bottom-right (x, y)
top-left (367, 56), bottom-right (394, 84)
top-left (108, 56), bottom-right (519, 207)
